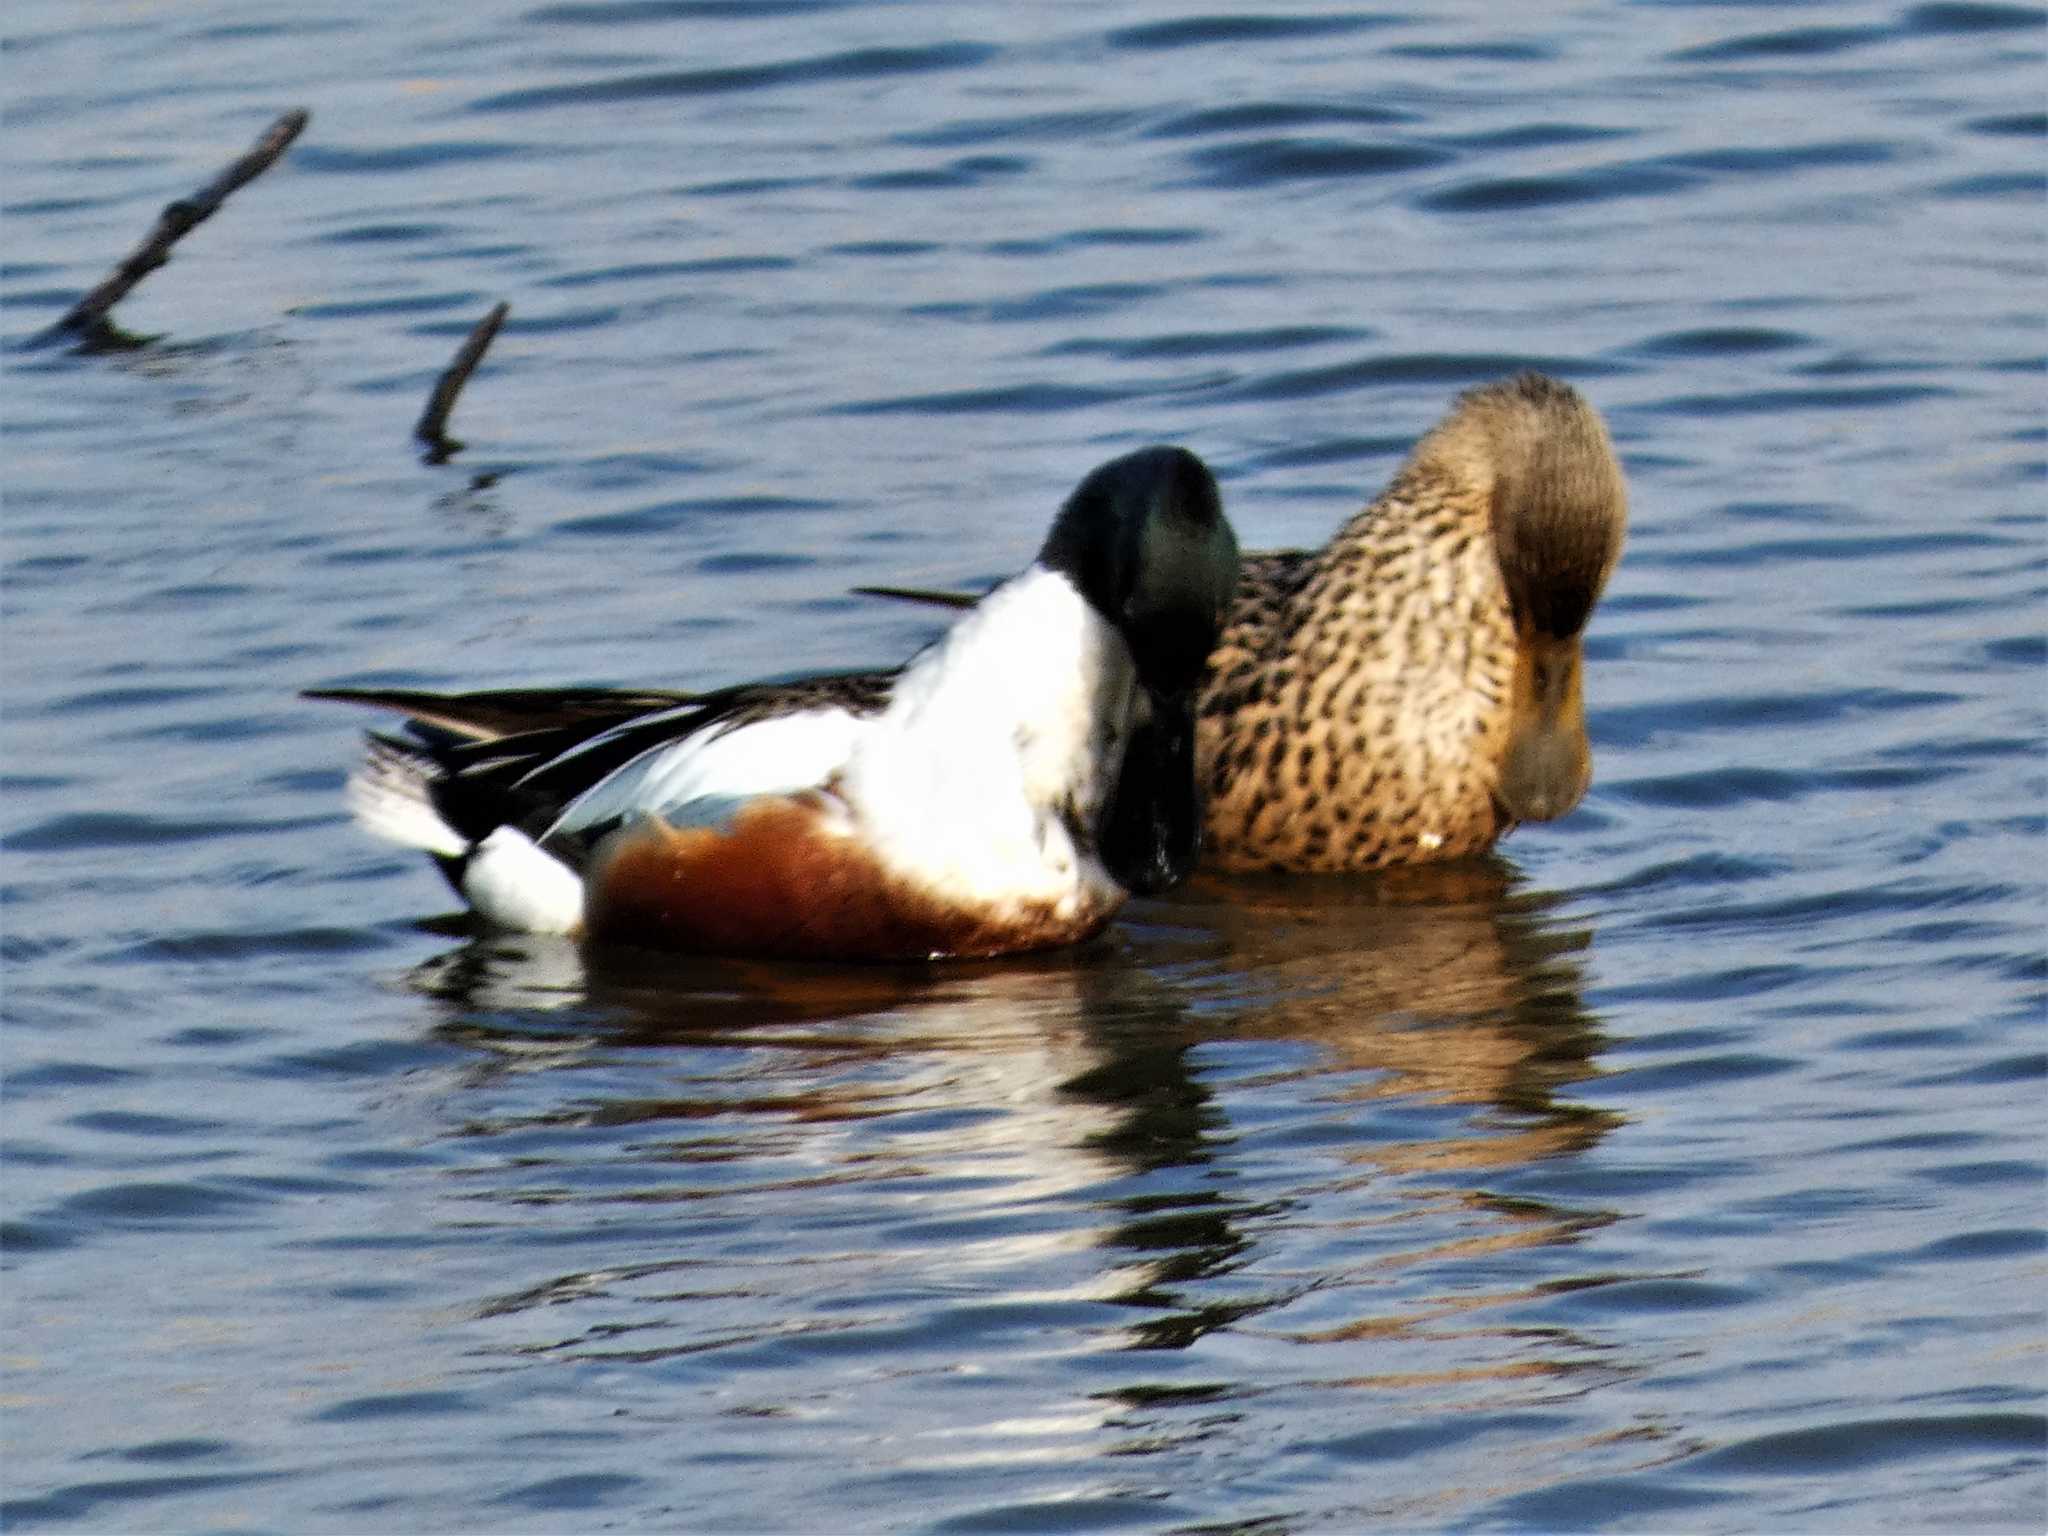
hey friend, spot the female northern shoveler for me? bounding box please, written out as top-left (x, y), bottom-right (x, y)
top-left (858, 374), bottom-right (1628, 871)
top-left (1197, 372), bottom-right (1626, 870)
top-left (308, 446), bottom-right (1241, 961)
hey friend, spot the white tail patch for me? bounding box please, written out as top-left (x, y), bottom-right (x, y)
top-left (346, 738), bottom-right (468, 859)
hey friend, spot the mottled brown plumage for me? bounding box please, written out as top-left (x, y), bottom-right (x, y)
top-left (1198, 373), bottom-right (1627, 871)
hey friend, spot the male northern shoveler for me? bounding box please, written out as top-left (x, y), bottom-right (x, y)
top-left (861, 373), bottom-right (1628, 871)
top-left (308, 446), bottom-right (1241, 961)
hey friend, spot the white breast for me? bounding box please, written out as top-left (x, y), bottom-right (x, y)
top-left (841, 565), bottom-right (1135, 915)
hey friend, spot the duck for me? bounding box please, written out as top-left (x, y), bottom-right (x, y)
top-left (860, 373), bottom-right (1628, 872)
top-left (307, 445), bottom-right (1241, 961)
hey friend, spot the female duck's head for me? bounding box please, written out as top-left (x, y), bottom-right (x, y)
top-left (1424, 375), bottom-right (1628, 825)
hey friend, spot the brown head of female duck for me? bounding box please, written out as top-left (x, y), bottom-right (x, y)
top-left (1198, 373), bottom-right (1627, 871)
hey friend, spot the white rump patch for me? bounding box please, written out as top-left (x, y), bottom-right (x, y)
top-left (462, 827), bottom-right (586, 935)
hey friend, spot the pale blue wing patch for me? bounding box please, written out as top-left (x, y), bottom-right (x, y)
top-left (550, 708), bottom-right (865, 839)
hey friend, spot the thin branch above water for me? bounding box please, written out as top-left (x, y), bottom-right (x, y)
top-left (47, 108), bottom-right (311, 350)
top-left (416, 301), bottom-right (511, 464)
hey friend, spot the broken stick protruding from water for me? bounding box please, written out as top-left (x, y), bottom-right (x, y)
top-left (416, 301), bottom-right (510, 464)
top-left (50, 108), bottom-right (311, 349)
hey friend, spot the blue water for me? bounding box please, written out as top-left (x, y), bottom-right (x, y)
top-left (4, 0), bottom-right (2043, 1530)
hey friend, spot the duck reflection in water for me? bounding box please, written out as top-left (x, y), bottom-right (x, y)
top-left (406, 858), bottom-right (1616, 1394)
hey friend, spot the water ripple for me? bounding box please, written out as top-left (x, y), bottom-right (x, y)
top-left (1, 1472), bottom-right (293, 1530)
top-left (1904, 2), bottom-right (2046, 35)
top-left (1222, 351), bottom-right (1626, 403)
top-left (1690, 1412), bottom-right (2048, 1476)
top-left (1147, 101), bottom-right (1413, 139)
top-left (525, 0), bottom-right (862, 22)
top-left (293, 141), bottom-right (533, 174)
top-left (834, 381), bottom-right (1138, 415)
top-left (54, 1179), bottom-right (271, 1225)
top-left (1047, 324), bottom-right (1367, 362)
top-left (1106, 15), bottom-right (1389, 50)
top-left (1669, 25), bottom-right (1890, 63)
top-left (1419, 164), bottom-right (1695, 211)
top-left (1966, 110), bottom-right (2048, 137)
top-left (311, 1391), bottom-right (483, 1423)
top-left (854, 155), bottom-right (1032, 192)
top-left (557, 494), bottom-right (838, 538)
top-left (9, 810), bottom-right (330, 852)
top-left (1659, 139), bottom-right (1903, 174)
top-left (470, 42), bottom-right (999, 112)
top-left (897, 109), bottom-right (1145, 149)
top-left (1653, 382), bottom-right (1959, 415)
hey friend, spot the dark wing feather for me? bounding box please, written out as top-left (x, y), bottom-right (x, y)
top-left (682, 671), bottom-right (898, 727)
top-left (509, 670), bottom-right (900, 805)
top-left (302, 686), bottom-right (703, 742)
top-left (850, 584), bottom-right (984, 611)
top-left (307, 672), bottom-right (900, 861)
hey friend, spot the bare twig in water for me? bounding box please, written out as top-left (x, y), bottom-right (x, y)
top-left (48, 108), bottom-right (310, 349)
top-left (416, 301), bottom-right (511, 464)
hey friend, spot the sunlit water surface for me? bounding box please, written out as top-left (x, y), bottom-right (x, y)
top-left (4, 1), bottom-right (2043, 1531)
